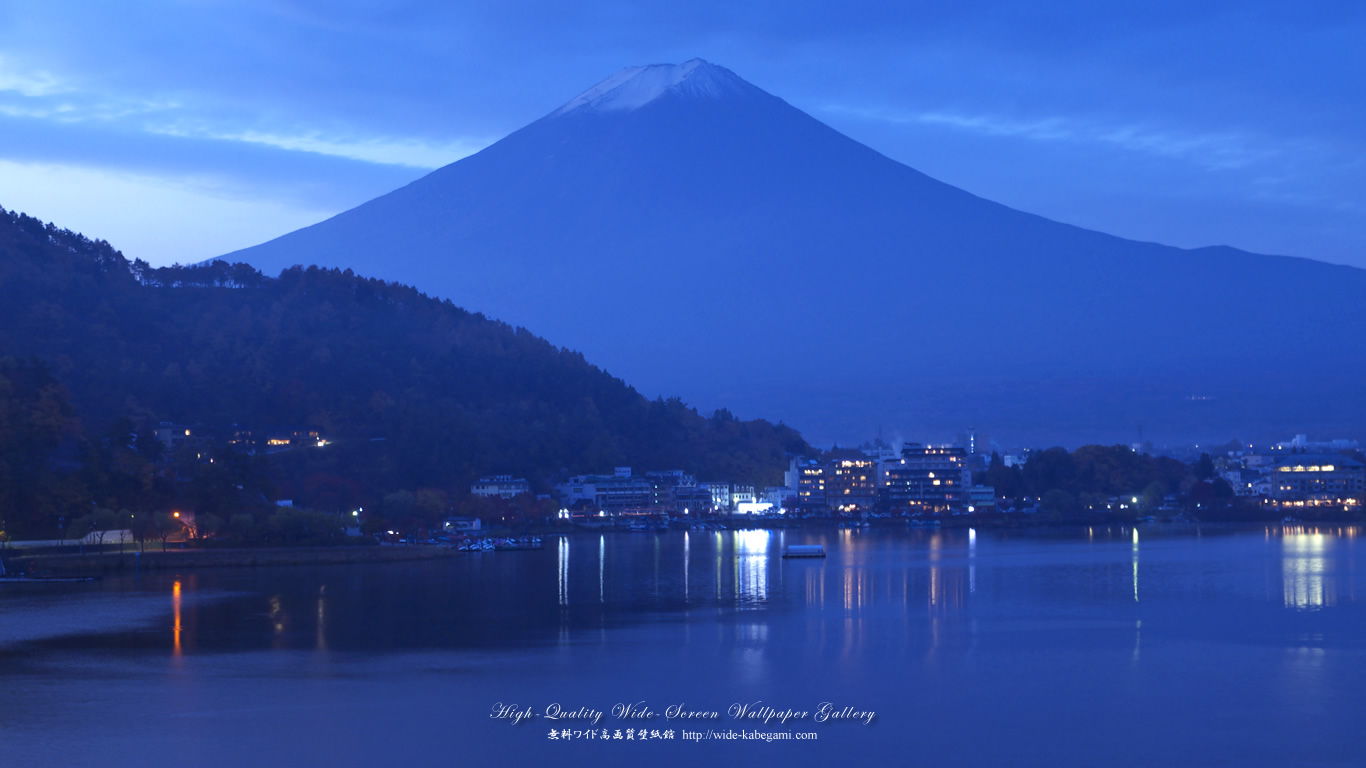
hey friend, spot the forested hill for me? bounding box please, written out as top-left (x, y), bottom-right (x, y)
top-left (0, 206), bottom-right (808, 534)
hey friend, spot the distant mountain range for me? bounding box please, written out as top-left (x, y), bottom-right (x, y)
top-left (221, 59), bottom-right (1366, 446)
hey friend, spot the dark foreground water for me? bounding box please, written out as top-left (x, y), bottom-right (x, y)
top-left (2, 525), bottom-right (1364, 767)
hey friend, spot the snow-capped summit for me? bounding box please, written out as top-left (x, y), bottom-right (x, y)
top-left (220, 60), bottom-right (1366, 446)
top-left (552, 59), bottom-right (757, 115)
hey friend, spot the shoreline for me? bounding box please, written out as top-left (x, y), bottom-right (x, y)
top-left (9, 544), bottom-right (462, 577)
top-left (8, 517), bottom-right (1355, 578)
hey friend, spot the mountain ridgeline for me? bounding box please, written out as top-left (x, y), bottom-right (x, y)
top-left (0, 206), bottom-right (808, 535)
top-left (223, 59), bottom-right (1366, 446)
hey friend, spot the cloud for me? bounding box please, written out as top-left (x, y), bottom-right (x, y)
top-left (0, 51), bottom-right (484, 170)
top-left (0, 56), bottom-right (70, 98)
top-left (146, 126), bottom-right (488, 169)
top-left (826, 103), bottom-right (1283, 172)
top-left (0, 55), bottom-right (180, 126)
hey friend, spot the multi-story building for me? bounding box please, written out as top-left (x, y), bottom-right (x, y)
top-left (880, 443), bottom-right (969, 515)
top-left (730, 484), bottom-right (756, 508)
top-left (704, 482), bottom-right (732, 512)
top-left (672, 485), bottom-right (714, 515)
top-left (646, 470), bottom-right (696, 507)
top-left (471, 475), bottom-right (531, 499)
top-left (826, 458), bottom-right (877, 514)
top-left (795, 461), bottom-right (827, 514)
top-left (555, 468), bottom-right (654, 512)
top-left (1269, 454), bottom-right (1364, 508)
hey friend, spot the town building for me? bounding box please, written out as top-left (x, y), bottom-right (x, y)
top-left (153, 423), bottom-right (203, 453)
top-left (761, 486), bottom-right (797, 510)
top-left (1269, 454), bottom-right (1364, 508)
top-left (826, 458), bottom-right (877, 513)
top-left (471, 475), bottom-right (531, 499)
top-left (730, 484), bottom-right (756, 508)
top-left (704, 482), bottom-right (732, 512)
top-left (671, 485), bottom-right (714, 515)
top-left (646, 470), bottom-right (696, 507)
top-left (442, 517), bottom-right (483, 533)
top-left (555, 468), bottom-right (655, 512)
top-left (795, 460), bottom-right (827, 514)
top-left (1272, 435), bottom-right (1361, 453)
top-left (1220, 468), bottom-right (1265, 497)
top-left (965, 485), bottom-right (996, 512)
top-left (880, 443), bottom-right (970, 515)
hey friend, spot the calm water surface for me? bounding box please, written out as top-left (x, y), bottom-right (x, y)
top-left (2, 525), bottom-right (1363, 767)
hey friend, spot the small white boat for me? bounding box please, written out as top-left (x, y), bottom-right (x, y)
top-left (782, 545), bottom-right (825, 558)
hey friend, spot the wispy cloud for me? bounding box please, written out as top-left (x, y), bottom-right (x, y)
top-left (826, 104), bottom-right (1282, 172)
top-left (0, 56), bottom-right (70, 98)
top-left (0, 57), bottom-right (181, 124)
top-left (0, 56), bottom-right (483, 170)
top-left (146, 126), bottom-right (487, 169)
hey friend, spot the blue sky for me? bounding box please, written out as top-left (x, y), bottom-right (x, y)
top-left (2, 1), bottom-right (1363, 268)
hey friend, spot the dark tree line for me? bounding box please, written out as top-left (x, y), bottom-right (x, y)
top-left (979, 445), bottom-right (1264, 520)
top-left (0, 207), bottom-right (810, 538)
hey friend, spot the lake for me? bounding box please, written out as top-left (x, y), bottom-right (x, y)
top-left (2, 524), bottom-right (1363, 767)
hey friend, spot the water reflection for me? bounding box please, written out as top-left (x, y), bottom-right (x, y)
top-left (12, 528), bottom-right (1366, 768)
top-left (9, 515), bottom-right (1365, 751)
top-left (683, 531), bottom-right (690, 601)
top-left (1133, 527), bottom-right (1140, 603)
top-left (1283, 530), bottom-right (1335, 610)
top-left (734, 529), bottom-right (769, 606)
top-left (113, 527), bottom-right (1362, 662)
top-left (558, 536), bottom-right (569, 607)
top-left (316, 586), bottom-right (327, 652)
top-left (928, 533), bottom-right (940, 609)
top-left (172, 580), bottom-right (182, 657)
top-left (842, 566), bottom-right (860, 612)
top-left (268, 594), bottom-right (286, 651)
top-left (968, 528), bottom-right (976, 594)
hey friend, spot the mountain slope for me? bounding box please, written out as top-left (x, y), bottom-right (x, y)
top-left (221, 60), bottom-right (1366, 445)
top-left (0, 205), bottom-right (809, 526)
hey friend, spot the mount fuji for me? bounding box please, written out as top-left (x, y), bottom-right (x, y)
top-left (221, 60), bottom-right (1366, 446)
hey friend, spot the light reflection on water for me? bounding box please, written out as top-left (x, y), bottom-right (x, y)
top-left (172, 580), bottom-right (182, 658)
top-left (5, 525), bottom-right (1366, 768)
top-left (734, 529), bottom-right (769, 607)
top-left (557, 536), bottom-right (569, 606)
top-left (1133, 527), bottom-right (1140, 603)
top-left (315, 587), bottom-right (326, 653)
top-left (12, 525), bottom-right (1357, 654)
top-left (1282, 529), bottom-right (1334, 610)
top-left (968, 527), bottom-right (976, 594)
